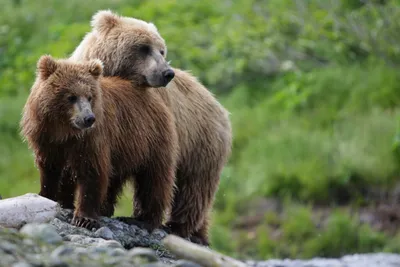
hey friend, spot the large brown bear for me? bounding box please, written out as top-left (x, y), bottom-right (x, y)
top-left (69, 10), bottom-right (232, 246)
top-left (20, 55), bottom-right (178, 230)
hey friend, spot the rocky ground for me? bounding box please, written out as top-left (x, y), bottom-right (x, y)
top-left (0, 194), bottom-right (400, 267)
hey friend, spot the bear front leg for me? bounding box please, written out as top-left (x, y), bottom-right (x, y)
top-left (71, 155), bottom-right (109, 230)
top-left (99, 175), bottom-right (126, 217)
top-left (36, 152), bottom-right (65, 202)
top-left (57, 167), bottom-right (76, 210)
top-left (130, 164), bottom-right (176, 232)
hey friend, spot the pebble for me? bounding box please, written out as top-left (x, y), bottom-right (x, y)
top-left (127, 247), bottom-right (159, 263)
top-left (20, 223), bottom-right (62, 245)
top-left (97, 239), bottom-right (124, 249)
top-left (51, 245), bottom-right (74, 259)
top-left (172, 260), bottom-right (203, 267)
top-left (11, 263), bottom-right (33, 267)
top-left (108, 248), bottom-right (127, 257)
top-left (95, 226), bottom-right (114, 240)
top-left (88, 246), bottom-right (109, 254)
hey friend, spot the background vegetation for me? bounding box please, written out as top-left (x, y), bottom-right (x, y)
top-left (2, 0), bottom-right (400, 260)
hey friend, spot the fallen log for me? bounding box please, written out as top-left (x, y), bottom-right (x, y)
top-left (162, 234), bottom-right (248, 267)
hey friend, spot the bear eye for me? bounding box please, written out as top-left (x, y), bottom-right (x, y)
top-left (88, 96), bottom-right (92, 102)
top-left (68, 95), bottom-right (77, 103)
top-left (138, 45), bottom-right (150, 54)
top-left (160, 50), bottom-right (165, 56)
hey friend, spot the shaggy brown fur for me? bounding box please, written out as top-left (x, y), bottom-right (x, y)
top-left (69, 10), bottom-right (232, 246)
top-left (20, 55), bottom-right (178, 230)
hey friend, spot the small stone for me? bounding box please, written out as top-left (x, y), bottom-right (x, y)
top-left (68, 235), bottom-right (105, 247)
top-left (88, 246), bottom-right (109, 254)
top-left (173, 260), bottom-right (203, 267)
top-left (48, 258), bottom-right (69, 267)
top-left (74, 247), bottom-right (89, 258)
top-left (12, 262), bottom-right (33, 267)
top-left (152, 229), bottom-right (167, 239)
top-left (0, 241), bottom-right (18, 253)
top-left (22, 238), bottom-right (35, 246)
top-left (97, 239), bottom-right (123, 249)
top-left (95, 226), bottom-right (114, 240)
top-left (127, 247), bottom-right (159, 263)
top-left (51, 245), bottom-right (74, 259)
top-left (67, 235), bottom-right (84, 243)
top-left (140, 264), bottom-right (167, 267)
top-left (20, 223), bottom-right (62, 244)
top-left (108, 248), bottom-right (126, 257)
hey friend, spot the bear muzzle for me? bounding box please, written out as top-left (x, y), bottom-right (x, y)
top-left (163, 69), bottom-right (175, 84)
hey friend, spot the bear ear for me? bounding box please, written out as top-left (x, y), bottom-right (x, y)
top-left (37, 55), bottom-right (58, 80)
top-left (87, 59), bottom-right (103, 78)
top-left (91, 9), bottom-right (120, 34)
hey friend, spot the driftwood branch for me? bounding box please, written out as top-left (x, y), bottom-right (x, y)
top-left (162, 234), bottom-right (248, 267)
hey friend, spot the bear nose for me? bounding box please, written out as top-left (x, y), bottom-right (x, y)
top-left (163, 69), bottom-right (175, 83)
top-left (84, 115), bottom-right (96, 127)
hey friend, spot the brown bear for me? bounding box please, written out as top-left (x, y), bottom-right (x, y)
top-left (69, 10), bottom-right (232, 246)
top-left (20, 55), bottom-right (178, 231)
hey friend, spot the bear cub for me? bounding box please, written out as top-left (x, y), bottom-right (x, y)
top-left (20, 55), bottom-right (178, 230)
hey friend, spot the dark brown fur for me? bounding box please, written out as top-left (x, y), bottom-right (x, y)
top-left (20, 55), bottom-right (178, 230)
top-left (70, 10), bottom-right (232, 245)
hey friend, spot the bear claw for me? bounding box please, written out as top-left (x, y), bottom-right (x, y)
top-left (71, 216), bottom-right (100, 230)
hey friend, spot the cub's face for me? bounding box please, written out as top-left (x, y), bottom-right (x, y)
top-left (71, 10), bottom-right (175, 88)
top-left (35, 55), bottom-right (103, 132)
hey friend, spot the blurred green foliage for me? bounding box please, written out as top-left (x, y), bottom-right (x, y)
top-left (1, 0), bottom-right (400, 260)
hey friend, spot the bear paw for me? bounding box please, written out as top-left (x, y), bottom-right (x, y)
top-left (71, 215), bottom-right (100, 230)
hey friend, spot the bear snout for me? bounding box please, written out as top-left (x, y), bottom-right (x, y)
top-left (83, 114), bottom-right (96, 128)
top-left (163, 69), bottom-right (175, 84)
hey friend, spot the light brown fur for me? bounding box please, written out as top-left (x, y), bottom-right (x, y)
top-left (70, 10), bottom-right (232, 245)
top-left (20, 55), bottom-right (178, 230)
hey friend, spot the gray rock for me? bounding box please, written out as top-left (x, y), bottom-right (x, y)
top-left (97, 239), bottom-right (124, 249)
top-left (246, 253), bottom-right (400, 267)
top-left (11, 263), bottom-right (33, 267)
top-left (4, 207), bottom-right (399, 267)
top-left (108, 248), bottom-right (126, 257)
top-left (127, 247), bottom-right (159, 263)
top-left (20, 223), bottom-right (62, 244)
top-left (172, 260), bottom-right (203, 267)
top-left (94, 226), bottom-right (114, 239)
top-left (50, 245), bottom-right (74, 259)
top-left (50, 209), bottom-right (175, 261)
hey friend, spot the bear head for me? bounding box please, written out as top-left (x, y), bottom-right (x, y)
top-left (71, 10), bottom-right (174, 88)
top-left (34, 55), bottom-right (104, 136)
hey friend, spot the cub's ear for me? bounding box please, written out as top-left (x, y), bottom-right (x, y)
top-left (91, 9), bottom-right (120, 34)
top-left (87, 59), bottom-right (103, 78)
top-left (37, 55), bottom-right (57, 80)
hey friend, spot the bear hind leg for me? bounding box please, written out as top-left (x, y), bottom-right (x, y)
top-left (165, 166), bottom-right (222, 246)
top-left (130, 165), bottom-right (175, 232)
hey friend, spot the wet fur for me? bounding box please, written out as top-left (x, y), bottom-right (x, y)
top-left (20, 56), bottom-right (178, 231)
top-left (70, 10), bottom-right (232, 245)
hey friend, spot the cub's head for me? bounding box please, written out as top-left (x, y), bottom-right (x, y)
top-left (70, 10), bottom-right (174, 88)
top-left (35, 55), bottom-right (103, 133)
